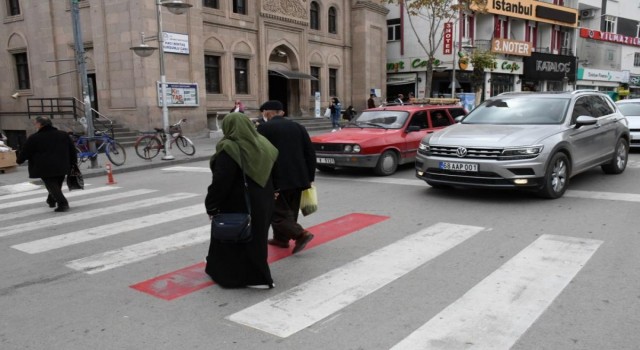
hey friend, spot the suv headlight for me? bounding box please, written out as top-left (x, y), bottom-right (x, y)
top-left (499, 145), bottom-right (543, 160)
top-left (418, 141), bottom-right (431, 155)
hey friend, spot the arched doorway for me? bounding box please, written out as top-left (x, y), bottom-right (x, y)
top-left (267, 45), bottom-right (317, 117)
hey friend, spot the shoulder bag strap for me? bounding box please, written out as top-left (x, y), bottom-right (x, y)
top-left (238, 156), bottom-right (251, 215)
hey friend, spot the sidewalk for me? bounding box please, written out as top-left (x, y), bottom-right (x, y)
top-left (0, 134), bottom-right (223, 187)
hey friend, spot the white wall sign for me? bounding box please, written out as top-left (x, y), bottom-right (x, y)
top-left (163, 32), bottom-right (189, 54)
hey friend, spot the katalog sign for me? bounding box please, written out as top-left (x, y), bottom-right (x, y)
top-left (443, 22), bottom-right (453, 55)
top-left (157, 82), bottom-right (199, 107)
top-left (523, 52), bottom-right (575, 81)
top-left (163, 32), bottom-right (189, 54)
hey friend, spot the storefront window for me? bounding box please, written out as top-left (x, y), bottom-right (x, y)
top-left (547, 81), bottom-right (563, 91)
top-left (490, 74), bottom-right (513, 96)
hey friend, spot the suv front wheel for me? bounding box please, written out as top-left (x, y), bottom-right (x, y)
top-left (601, 138), bottom-right (629, 174)
top-left (538, 152), bottom-right (570, 199)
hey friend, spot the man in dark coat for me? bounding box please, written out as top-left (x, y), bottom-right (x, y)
top-left (257, 100), bottom-right (316, 254)
top-left (16, 116), bottom-right (77, 212)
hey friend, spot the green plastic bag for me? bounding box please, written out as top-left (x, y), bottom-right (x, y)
top-left (300, 185), bottom-right (318, 216)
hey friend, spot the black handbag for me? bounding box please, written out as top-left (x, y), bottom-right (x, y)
top-left (210, 157), bottom-right (252, 243)
top-left (66, 163), bottom-right (84, 191)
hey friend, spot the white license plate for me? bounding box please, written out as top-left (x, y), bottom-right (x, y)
top-left (317, 157), bottom-right (335, 164)
top-left (439, 161), bottom-right (478, 172)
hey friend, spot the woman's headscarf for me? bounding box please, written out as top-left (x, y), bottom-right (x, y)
top-left (212, 112), bottom-right (278, 187)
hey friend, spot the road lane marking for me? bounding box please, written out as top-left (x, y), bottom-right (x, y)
top-left (66, 225), bottom-right (209, 274)
top-left (12, 204), bottom-right (205, 253)
top-left (390, 234), bottom-right (602, 350)
top-left (130, 213), bottom-right (390, 301)
top-left (0, 189), bottom-right (157, 222)
top-left (0, 192), bottom-right (197, 238)
top-left (0, 186), bottom-right (115, 210)
top-left (227, 222), bottom-right (485, 338)
top-left (565, 189), bottom-right (640, 202)
top-left (162, 166), bottom-right (210, 173)
top-left (0, 182), bottom-right (42, 196)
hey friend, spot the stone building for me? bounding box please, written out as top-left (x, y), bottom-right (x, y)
top-left (0, 0), bottom-right (388, 151)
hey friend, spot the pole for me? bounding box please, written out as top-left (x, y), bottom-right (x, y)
top-left (157, 0), bottom-right (175, 160)
top-left (451, 12), bottom-right (458, 99)
top-left (71, 0), bottom-right (98, 168)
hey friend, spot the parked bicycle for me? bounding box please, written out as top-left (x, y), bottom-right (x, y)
top-left (70, 125), bottom-right (127, 166)
top-left (134, 118), bottom-right (196, 160)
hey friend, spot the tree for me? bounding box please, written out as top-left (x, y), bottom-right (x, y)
top-left (386, 0), bottom-right (489, 99)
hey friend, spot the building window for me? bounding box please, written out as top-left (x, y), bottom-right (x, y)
top-left (387, 18), bottom-right (401, 41)
top-left (634, 53), bottom-right (640, 67)
top-left (234, 58), bottom-right (249, 94)
top-left (310, 1), bottom-right (319, 30)
top-left (310, 66), bottom-right (320, 95)
top-left (203, 0), bottom-right (218, 9)
top-left (232, 0), bottom-right (246, 15)
top-left (329, 68), bottom-right (337, 97)
top-left (204, 55), bottom-right (220, 94)
top-left (525, 21), bottom-right (538, 48)
top-left (14, 52), bottom-right (30, 90)
top-left (604, 15), bottom-right (616, 32)
top-left (7, 0), bottom-right (20, 16)
top-left (461, 13), bottom-right (474, 42)
top-left (494, 16), bottom-right (508, 39)
top-left (328, 7), bottom-right (337, 34)
top-left (606, 49), bottom-right (614, 62)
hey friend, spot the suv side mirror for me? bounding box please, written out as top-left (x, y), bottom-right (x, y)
top-left (575, 115), bottom-right (597, 128)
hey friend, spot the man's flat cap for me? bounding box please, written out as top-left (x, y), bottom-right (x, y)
top-left (259, 100), bottom-right (283, 111)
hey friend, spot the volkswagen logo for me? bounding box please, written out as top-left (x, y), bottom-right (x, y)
top-left (456, 147), bottom-right (468, 157)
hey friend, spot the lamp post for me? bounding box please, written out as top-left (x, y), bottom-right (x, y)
top-left (130, 0), bottom-right (192, 160)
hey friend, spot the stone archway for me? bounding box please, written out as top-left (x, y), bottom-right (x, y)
top-left (267, 44), bottom-right (315, 117)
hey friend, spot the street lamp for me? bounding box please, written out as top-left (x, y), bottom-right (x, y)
top-left (130, 0), bottom-right (192, 160)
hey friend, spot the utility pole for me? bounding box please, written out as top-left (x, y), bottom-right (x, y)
top-left (70, 0), bottom-right (98, 168)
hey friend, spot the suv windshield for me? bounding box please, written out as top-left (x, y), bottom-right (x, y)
top-left (462, 97), bottom-right (570, 125)
top-left (350, 111), bottom-right (409, 129)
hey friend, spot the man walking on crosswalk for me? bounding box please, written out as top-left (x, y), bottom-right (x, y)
top-left (257, 100), bottom-right (316, 254)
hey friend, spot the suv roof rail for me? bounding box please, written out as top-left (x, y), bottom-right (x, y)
top-left (571, 89), bottom-right (599, 94)
top-left (413, 97), bottom-right (460, 105)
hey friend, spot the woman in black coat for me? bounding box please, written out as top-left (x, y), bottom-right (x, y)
top-left (204, 112), bottom-right (279, 289)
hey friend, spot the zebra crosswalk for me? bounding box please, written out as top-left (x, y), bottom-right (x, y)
top-left (0, 180), bottom-right (606, 348)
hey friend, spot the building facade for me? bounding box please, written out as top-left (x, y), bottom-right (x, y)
top-left (0, 0), bottom-right (388, 150)
top-left (386, 0), bottom-right (640, 105)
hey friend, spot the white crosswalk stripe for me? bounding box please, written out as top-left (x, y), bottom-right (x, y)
top-left (390, 234), bottom-right (602, 349)
top-left (0, 182), bottom-right (41, 196)
top-left (0, 185), bottom-right (112, 210)
top-left (12, 204), bottom-right (204, 253)
top-left (0, 192), bottom-right (197, 238)
top-left (227, 222), bottom-right (486, 338)
top-left (162, 166), bottom-right (210, 173)
top-left (0, 189), bottom-right (157, 222)
top-left (66, 225), bottom-right (209, 274)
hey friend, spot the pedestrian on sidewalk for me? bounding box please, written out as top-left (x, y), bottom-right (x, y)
top-left (230, 100), bottom-right (245, 113)
top-left (257, 100), bottom-right (316, 254)
top-left (204, 112), bottom-right (279, 289)
top-left (330, 97), bottom-right (342, 131)
top-left (16, 116), bottom-right (77, 212)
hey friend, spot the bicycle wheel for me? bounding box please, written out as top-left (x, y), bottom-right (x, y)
top-left (135, 135), bottom-right (162, 160)
top-left (175, 136), bottom-right (196, 156)
top-left (106, 141), bottom-right (127, 166)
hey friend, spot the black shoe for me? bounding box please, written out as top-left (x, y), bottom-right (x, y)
top-left (54, 206), bottom-right (70, 212)
top-left (46, 200), bottom-right (56, 208)
top-left (292, 231), bottom-right (314, 254)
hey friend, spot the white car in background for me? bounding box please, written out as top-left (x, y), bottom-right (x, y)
top-left (616, 98), bottom-right (640, 148)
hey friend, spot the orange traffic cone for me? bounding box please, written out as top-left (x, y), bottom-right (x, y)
top-left (105, 162), bottom-right (117, 185)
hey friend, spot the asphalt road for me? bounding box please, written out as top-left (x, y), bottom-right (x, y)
top-left (1, 152), bottom-right (639, 349)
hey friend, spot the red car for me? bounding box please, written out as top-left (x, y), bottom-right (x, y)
top-left (311, 102), bottom-right (467, 175)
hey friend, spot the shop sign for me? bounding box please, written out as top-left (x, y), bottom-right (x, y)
top-left (577, 68), bottom-right (630, 83)
top-left (523, 52), bottom-right (575, 81)
top-left (443, 22), bottom-right (453, 55)
top-left (630, 75), bottom-right (640, 87)
top-left (579, 28), bottom-right (640, 47)
top-left (491, 38), bottom-right (532, 56)
top-left (471, 0), bottom-right (577, 27)
top-left (491, 59), bottom-right (523, 74)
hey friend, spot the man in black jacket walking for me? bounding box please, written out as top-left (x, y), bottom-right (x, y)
top-left (17, 116), bottom-right (77, 212)
top-left (257, 100), bottom-right (316, 254)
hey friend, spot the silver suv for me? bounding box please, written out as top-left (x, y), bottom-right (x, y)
top-left (415, 91), bottom-right (630, 198)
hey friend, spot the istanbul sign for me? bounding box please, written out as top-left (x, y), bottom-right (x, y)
top-left (472, 0), bottom-right (578, 27)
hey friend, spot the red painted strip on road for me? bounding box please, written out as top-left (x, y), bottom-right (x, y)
top-left (130, 213), bottom-right (389, 301)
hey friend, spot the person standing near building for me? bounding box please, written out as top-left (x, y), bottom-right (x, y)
top-left (367, 94), bottom-right (376, 109)
top-left (330, 97), bottom-right (342, 132)
top-left (257, 100), bottom-right (316, 254)
top-left (230, 100), bottom-right (245, 113)
top-left (16, 116), bottom-right (77, 212)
